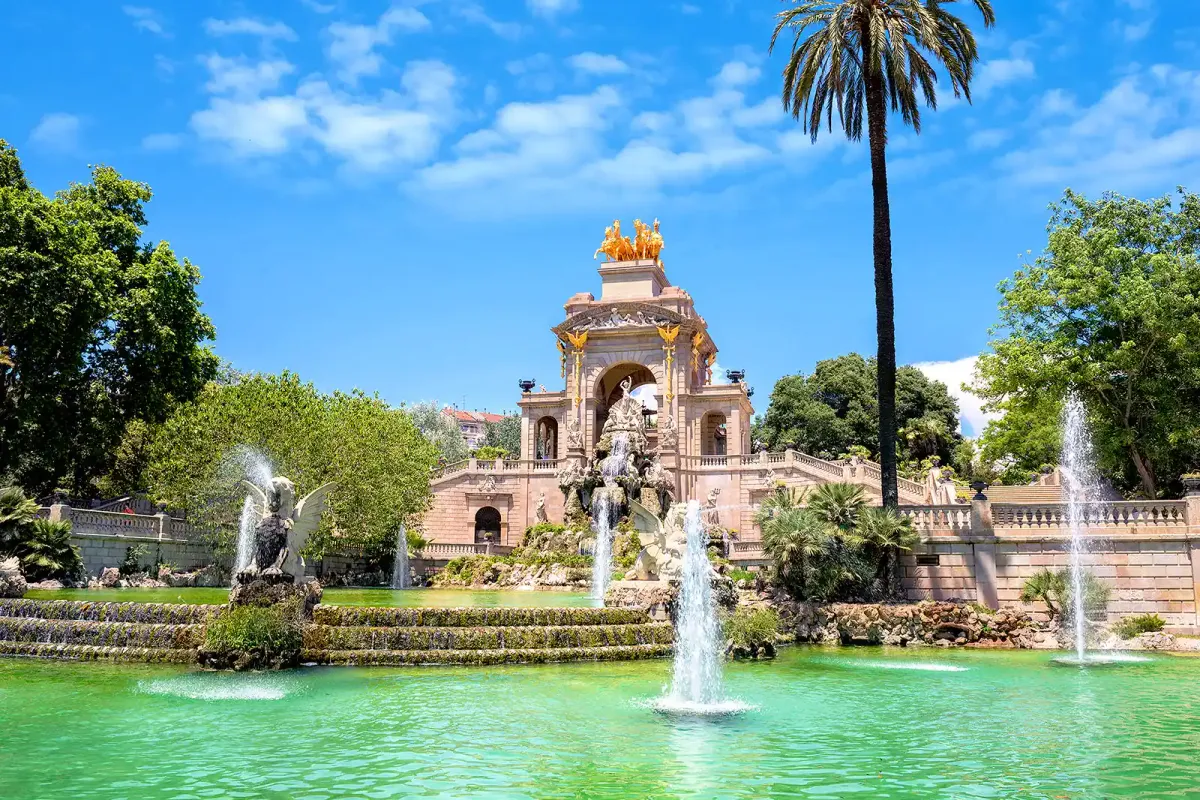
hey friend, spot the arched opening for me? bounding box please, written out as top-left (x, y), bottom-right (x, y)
top-left (474, 507), bottom-right (502, 543)
top-left (593, 363), bottom-right (658, 442)
top-left (536, 416), bottom-right (558, 460)
top-left (701, 412), bottom-right (727, 455)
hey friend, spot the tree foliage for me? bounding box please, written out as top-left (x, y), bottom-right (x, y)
top-left (144, 372), bottom-right (438, 558)
top-left (0, 140), bottom-right (217, 497)
top-left (409, 402), bottom-right (469, 465)
top-left (975, 189), bottom-right (1200, 497)
top-left (0, 486), bottom-right (82, 582)
top-left (754, 354), bottom-right (962, 469)
top-left (483, 414), bottom-right (522, 458)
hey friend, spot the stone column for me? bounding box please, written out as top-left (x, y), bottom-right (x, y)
top-left (47, 498), bottom-right (73, 524)
top-left (1183, 476), bottom-right (1200, 627)
top-left (970, 485), bottom-right (999, 609)
top-left (156, 505), bottom-right (171, 541)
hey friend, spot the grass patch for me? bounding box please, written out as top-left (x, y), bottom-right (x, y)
top-left (1112, 613), bottom-right (1165, 639)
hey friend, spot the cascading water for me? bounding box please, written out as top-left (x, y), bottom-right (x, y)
top-left (654, 501), bottom-right (749, 715)
top-left (591, 494), bottom-right (613, 601)
top-left (591, 433), bottom-right (630, 601)
top-left (391, 525), bottom-right (412, 590)
top-left (235, 495), bottom-right (258, 574)
top-left (1061, 395), bottom-right (1103, 663)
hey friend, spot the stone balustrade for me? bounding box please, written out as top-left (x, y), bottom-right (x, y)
top-left (992, 500), bottom-right (1187, 530)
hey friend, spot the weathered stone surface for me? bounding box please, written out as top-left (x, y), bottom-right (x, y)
top-left (160, 564), bottom-right (225, 588)
top-left (230, 574), bottom-right (322, 619)
top-left (742, 594), bottom-right (1045, 648)
top-left (606, 575), bottom-right (737, 623)
top-left (25, 580), bottom-right (64, 590)
top-left (0, 558), bottom-right (26, 598)
top-left (99, 567), bottom-right (120, 588)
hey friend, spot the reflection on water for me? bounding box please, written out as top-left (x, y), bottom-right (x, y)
top-left (3, 647), bottom-right (1200, 798)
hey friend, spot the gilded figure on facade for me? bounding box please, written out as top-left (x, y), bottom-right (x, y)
top-left (594, 218), bottom-right (664, 263)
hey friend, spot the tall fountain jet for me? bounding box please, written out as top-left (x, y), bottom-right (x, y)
top-left (1061, 395), bottom-right (1108, 663)
top-left (391, 525), bottom-right (412, 590)
top-left (654, 501), bottom-right (748, 715)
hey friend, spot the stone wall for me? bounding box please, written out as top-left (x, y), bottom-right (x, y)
top-left (73, 533), bottom-right (218, 577)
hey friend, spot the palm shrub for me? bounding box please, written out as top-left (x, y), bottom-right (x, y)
top-left (1111, 613), bottom-right (1165, 639)
top-left (755, 488), bottom-right (867, 600)
top-left (854, 507), bottom-right (918, 599)
top-left (806, 483), bottom-right (866, 531)
top-left (13, 519), bottom-right (83, 583)
top-left (1020, 568), bottom-right (1110, 620)
top-left (0, 486), bottom-right (38, 549)
top-left (770, 0), bottom-right (995, 507)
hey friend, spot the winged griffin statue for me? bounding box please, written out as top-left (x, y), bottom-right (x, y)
top-left (240, 477), bottom-right (336, 584)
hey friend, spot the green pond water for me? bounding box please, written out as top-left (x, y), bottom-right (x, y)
top-left (24, 587), bottom-right (597, 608)
top-left (3, 647), bottom-right (1199, 799)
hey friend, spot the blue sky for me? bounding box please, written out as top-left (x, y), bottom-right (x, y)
top-left (3, 0), bottom-right (1194, 436)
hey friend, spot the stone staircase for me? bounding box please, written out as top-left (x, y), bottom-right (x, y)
top-left (0, 600), bottom-right (674, 666)
top-left (0, 599), bottom-right (218, 663)
top-left (304, 605), bottom-right (674, 666)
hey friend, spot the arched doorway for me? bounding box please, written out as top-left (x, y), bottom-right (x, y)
top-left (536, 416), bottom-right (558, 460)
top-left (701, 412), bottom-right (727, 456)
top-left (593, 363), bottom-right (658, 443)
top-left (474, 507), bottom-right (502, 543)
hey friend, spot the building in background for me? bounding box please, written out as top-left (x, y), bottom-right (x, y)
top-left (444, 408), bottom-right (505, 450)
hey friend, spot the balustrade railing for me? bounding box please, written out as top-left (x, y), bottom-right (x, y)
top-left (899, 505), bottom-right (973, 532)
top-left (992, 500), bottom-right (1188, 530)
top-left (421, 542), bottom-right (514, 558)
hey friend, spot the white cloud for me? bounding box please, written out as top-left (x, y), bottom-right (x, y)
top-left (326, 6), bottom-right (431, 84)
top-left (527, 0), bottom-right (579, 17)
top-left (974, 57), bottom-right (1035, 98)
top-left (122, 6), bottom-right (167, 37)
top-left (201, 55), bottom-right (295, 96)
top-left (968, 128), bottom-right (1010, 150)
top-left (302, 0), bottom-right (337, 12)
top-left (192, 96), bottom-right (309, 155)
top-left (713, 61), bottom-right (760, 89)
top-left (1122, 18), bottom-right (1154, 42)
top-left (191, 53), bottom-right (458, 170)
top-left (1036, 88), bottom-right (1077, 116)
top-left (456, 3), bottom-right (523, 39)
top-left (29, 113), bottom-right (81, 151)
top-left (568, 53), bottom-right (629, 75)
top-left (142, 132), bottom-right (184, 151)
top-left (997, 65), bottom-right (1200, 192)
top-left (912, 356), bottom-right (997, 437)
top-left (204, 18), bottom-right (298, 41)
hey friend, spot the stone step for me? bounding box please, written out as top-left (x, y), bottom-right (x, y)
top-left (312, 605), bottom-right (651, 628)
top-left (0, 599), bottom-right (220, 624)
top-left (0, 617), bottom-right (203, 649)
top-left (304, 622), bottom-right (673, 651)
top-left (0, 641), bottom-right (198, 663)
top-left (304, 642), bottom-right (673, 666)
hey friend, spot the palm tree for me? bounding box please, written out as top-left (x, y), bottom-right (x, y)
top-left (0, 486), bottom-right (38, 549)
top-left (755, 487), bottom-right (864, 600)
top-left (770, 0), bottom-right (995, 508)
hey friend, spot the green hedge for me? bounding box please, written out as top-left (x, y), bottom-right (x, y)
top-left (0, 617), bottom-right (202, 649)
top-left (0, 641), bottom-right (198, 663)
top-left (203, 603), bottom-right (302, 657)
top-left (304, 643), bottom-right (673, 666)
top-left (313, 605), bottom-right (650, 628)
top-left (0, 599), bottom-right (221, 624)
top-left (304, 622), bottom-right (673, 651)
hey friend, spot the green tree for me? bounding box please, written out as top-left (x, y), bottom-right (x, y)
top-left (754, 354), bottom-right (962, 465)
top-left (484, 414), bottom-right (522, 457)
top-left (854, 506), bottom-right (918, 599)
top-left (976, 394), bottom-right (1062, 484)
top-left (0, 140), bottom-right (217, 497)
top-left (144, 372), bottom-right (438, 558)
top-left (771, 0), bottom-right (995, 507)
top-left (410, 402), bottom-right (469, 465)
top-left (974, 189), bottom-right (1200, 497)
top-left (755, 487), bottom-right (868, 600)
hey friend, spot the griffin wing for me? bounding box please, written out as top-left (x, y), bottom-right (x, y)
top-left (627, 499), bottom-right (664, 542)
top-left (291, 482), bottom-right (336, 549)
top-left (241, 481), bottom-right (267, 518)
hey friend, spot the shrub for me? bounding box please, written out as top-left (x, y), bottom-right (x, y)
top-left (1112, 613), bottom-right (1165, 639)
top-left (120, 544), bottom-right (148, 576)
top-left (204, 603), bottom-right (302, 657)
top-left (10, 519), bottom-right (84, 583)
top-left (724, 608), bottom-right (780, 650)
top-left (728, 568), bottom-right (755, 584)
top-left (1020, 568), bottom-right (1111, 619)
top-left (0, 487), bottom-right (39, 549)
top-left (472, 446), bottom-right (509, 461)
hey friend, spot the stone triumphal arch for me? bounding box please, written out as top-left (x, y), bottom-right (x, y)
top-left (423, 221), bottom-right (926, 550)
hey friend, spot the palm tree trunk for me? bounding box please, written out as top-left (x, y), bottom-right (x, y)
top-left (864, 48), bottom-right (899, 510)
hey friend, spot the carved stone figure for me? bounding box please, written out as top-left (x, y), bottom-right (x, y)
top-left (480, 474), bottom-right (497, 494)
top-left (657, 412), bottom-right (677, 451)
top-left (626, 501), bottom-right (689, 581)
top-left (924, 463), bottom-right (960, 505)
top-left (702, 487), bottom-right (722, 529)
top-left (565, 415), bottom-right (584, 450)
top-left (535, 492), bottom-right (548, 523)
top-left (240, 477), bottom-right (336, 584)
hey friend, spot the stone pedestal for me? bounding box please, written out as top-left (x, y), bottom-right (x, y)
top-left (230, 572), bottom-right (322, 619)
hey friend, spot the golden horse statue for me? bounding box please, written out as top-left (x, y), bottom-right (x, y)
top-left (594, 220), bottom-right (636, 262)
